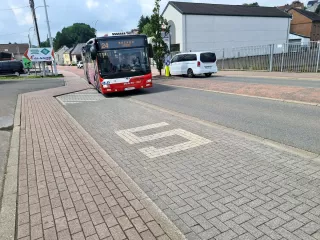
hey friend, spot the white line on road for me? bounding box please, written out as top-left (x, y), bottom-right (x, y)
top-left (116, 122), bottom-right (212, 158)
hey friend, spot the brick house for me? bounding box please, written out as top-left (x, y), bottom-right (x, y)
top-left (288, 8), bottom-right (320, 41)
top-left (55, 46), bottom-right (69, 65)
top-left (0, 43), bottom-right (29, 60)
top-left (70, 43), bottom-right (86, 64)
top-left (278, 1), bottom-right (304, 12)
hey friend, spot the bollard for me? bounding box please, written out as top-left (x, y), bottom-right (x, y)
top-left (165, 66), bottom-right (170, 77)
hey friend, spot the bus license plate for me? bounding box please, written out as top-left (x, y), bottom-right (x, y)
top-left (125, 87), bottom-right (135, 91)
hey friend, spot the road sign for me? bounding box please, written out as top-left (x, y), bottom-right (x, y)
top-left (22, 57), bottom-right (33, 69)
top-left (24, 48), bottom-right (54, 62)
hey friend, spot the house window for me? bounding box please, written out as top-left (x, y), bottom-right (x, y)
top-left (170, 44), bottom-right (180, 52)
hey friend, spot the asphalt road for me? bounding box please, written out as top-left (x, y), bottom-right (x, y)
top-left (210, 75), bottom-right (320, 88)
top-left (0, 79), bottom-right (64, 126)
top-left (129, 84), bottom-right (320, 154)
top-left (0, 78), bottom-right (64, 202)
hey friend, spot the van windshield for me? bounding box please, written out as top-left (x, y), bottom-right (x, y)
top-left (200, 53), bottom-right (216, 63)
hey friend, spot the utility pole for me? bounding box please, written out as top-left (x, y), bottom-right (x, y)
top-left (29, 0), bottom-right (46, 76)
top-left (43, 0), bottom-right (58, 75)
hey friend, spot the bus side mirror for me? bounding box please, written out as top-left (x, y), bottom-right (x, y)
top-left (148, 44), bottom-right (153, 58)
top-left (90, 45), bottom-right (97, 60)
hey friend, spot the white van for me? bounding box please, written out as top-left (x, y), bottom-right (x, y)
top-left (169, 52), bottom-right (218, 77)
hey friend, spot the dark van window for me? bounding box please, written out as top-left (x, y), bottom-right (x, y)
top-left (171, 55), bottom-right (179, 63)
top-left (176, 55), bottom-right (184, 62)
top-left (200, 52), bottom-right (216, 63)
top-left (184, 54), bottom-right (197, 61)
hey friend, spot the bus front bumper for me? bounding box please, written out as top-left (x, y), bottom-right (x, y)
top-left (101, 81), bottom-right (152, 94)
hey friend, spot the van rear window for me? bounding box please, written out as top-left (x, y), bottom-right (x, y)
top-left (200, 53), bottom-right (216, 63)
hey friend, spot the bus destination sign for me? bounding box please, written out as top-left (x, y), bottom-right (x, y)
top-left (98, 38), bottom-right (145, 50)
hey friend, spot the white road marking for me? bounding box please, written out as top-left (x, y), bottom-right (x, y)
top-left (116, 122), bottom-right (212, 158)
top-left (56, 89), bottom-right (105, 105)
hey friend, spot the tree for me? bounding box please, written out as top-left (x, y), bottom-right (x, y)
top-left (138, 15), bottom-right (150, 34)
top-left (149, 0), bottom-right (170, 75)
top-left (316, 4), bottom-right (320, 14)
top-left (40, 37), bottom-right (50, 48)
top-left (142, 23), bottom-right (153, 37)
top-left (243, 2), bottom-right (259, 6)
top-left (53, 23), bottom-right (95, 50)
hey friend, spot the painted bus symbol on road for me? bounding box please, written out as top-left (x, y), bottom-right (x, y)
top-left (116, 122), bottom-right (212, 158)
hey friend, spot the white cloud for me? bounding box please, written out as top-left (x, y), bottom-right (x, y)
top-left (137, 0), bottom-right (153, 15)
top-left (11, 5), bottom-right (33, 26)
top-left (86, 0), bottom-right (100, 9)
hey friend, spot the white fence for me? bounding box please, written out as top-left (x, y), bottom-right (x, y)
top-left (170, 41), bottom-right (320, 73)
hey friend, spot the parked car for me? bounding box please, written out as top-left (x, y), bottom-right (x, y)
top-left (0, 60), bottom-right (24, 76)
top-left (77, 61), bottom-right (83, 68)
top-left (169, 52), bottom-right (218, 77)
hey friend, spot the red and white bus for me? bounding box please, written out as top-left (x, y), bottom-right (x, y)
top-left (82, 34), bottom-right (153, 94)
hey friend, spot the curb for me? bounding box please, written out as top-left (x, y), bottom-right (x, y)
top-left (218, 73), bottom-right (320, 81)
top-left (129, 98), bottom-right (319, 161)
top-left (0, 94), bottom-right (21, 240)
top-left (58, 102), bottom-right (186, 240)
top-left (159, 83), bottom-right (320, 107)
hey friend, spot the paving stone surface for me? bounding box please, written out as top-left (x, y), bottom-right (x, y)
top-left (16, 75), bottom-right (173, 240)
top-left (158, 78), bottom-right (320, 104)
top-left (63, 90), bottom-right (320, 240)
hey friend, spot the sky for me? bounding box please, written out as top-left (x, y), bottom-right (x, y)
top-left (0, 0), bottom-right (309, 45)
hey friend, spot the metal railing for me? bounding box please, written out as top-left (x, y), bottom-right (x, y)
top-left (169, 41), bottom-right (320, 73)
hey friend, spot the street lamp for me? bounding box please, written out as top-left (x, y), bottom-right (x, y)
top-left (34, 5), bottom-right (49, 10)
top-left (93, 20), bottom-right (99, 37)
top-left (28, 27), bottom-right (34, 47)
top-left (39, 1), bottom-right (58, 75)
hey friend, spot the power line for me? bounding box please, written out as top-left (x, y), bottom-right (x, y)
top-left (0, 31), bottom-right (29, 37)
top-left (0, 5), bottom-right (29, 11)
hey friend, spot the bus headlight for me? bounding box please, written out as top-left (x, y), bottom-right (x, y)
top-left (147, 79), bottom-right (152, 83)
top-left (102, 81), bottom-right (110, 88)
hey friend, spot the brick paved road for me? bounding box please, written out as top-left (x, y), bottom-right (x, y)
top-left (127, 84), bottom-right (320, 154)
top-left (206, 76), bottom-right (320, 88)
top-left (158, 78), bottom-right (320, 104)
top-left (16, 75), bottom-right (176, 240)
top-left (63, 91), bottom-right (320, 240)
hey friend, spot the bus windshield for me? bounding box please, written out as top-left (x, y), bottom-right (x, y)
top-left (97, 47), bottom-right (150, 79)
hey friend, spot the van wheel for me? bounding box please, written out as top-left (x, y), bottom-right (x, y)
top-left (15, 72), bottom-right (20, 77)
top-left (187, 69), bottom-right (194, 78)
top-left (205, 73), bottom-right (212, 77)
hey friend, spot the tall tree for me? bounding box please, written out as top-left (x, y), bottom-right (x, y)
top-left (40, 37), bottom-right (51, 48)
top-left (142, 23), bottom-right (153, 37)
top-left (149, 0), bottom-right (169, 75)
top-left (316, 4), bottom-right (320, 14)
top-left (138, 15), bottom-right (150, 34)
top-left (243, 2), bottom-right (259, 6)
top-left (53, 23), bottom-right (95, 50)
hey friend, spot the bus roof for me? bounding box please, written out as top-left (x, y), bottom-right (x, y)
top-left (96, 34), bottom-right (147, 41)
top-left (86, 34), bottom-right (147, 46)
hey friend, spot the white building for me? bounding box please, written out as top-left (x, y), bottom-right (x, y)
top-left (162, 1), bottom-right (292, 55)
top-left (289, 33), bottom-right (310, 45)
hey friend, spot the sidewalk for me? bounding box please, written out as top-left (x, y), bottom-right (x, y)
top-left (2, 72), bottom-right (182, 240)
top-left (219, 70), bottom-right (320, 81)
